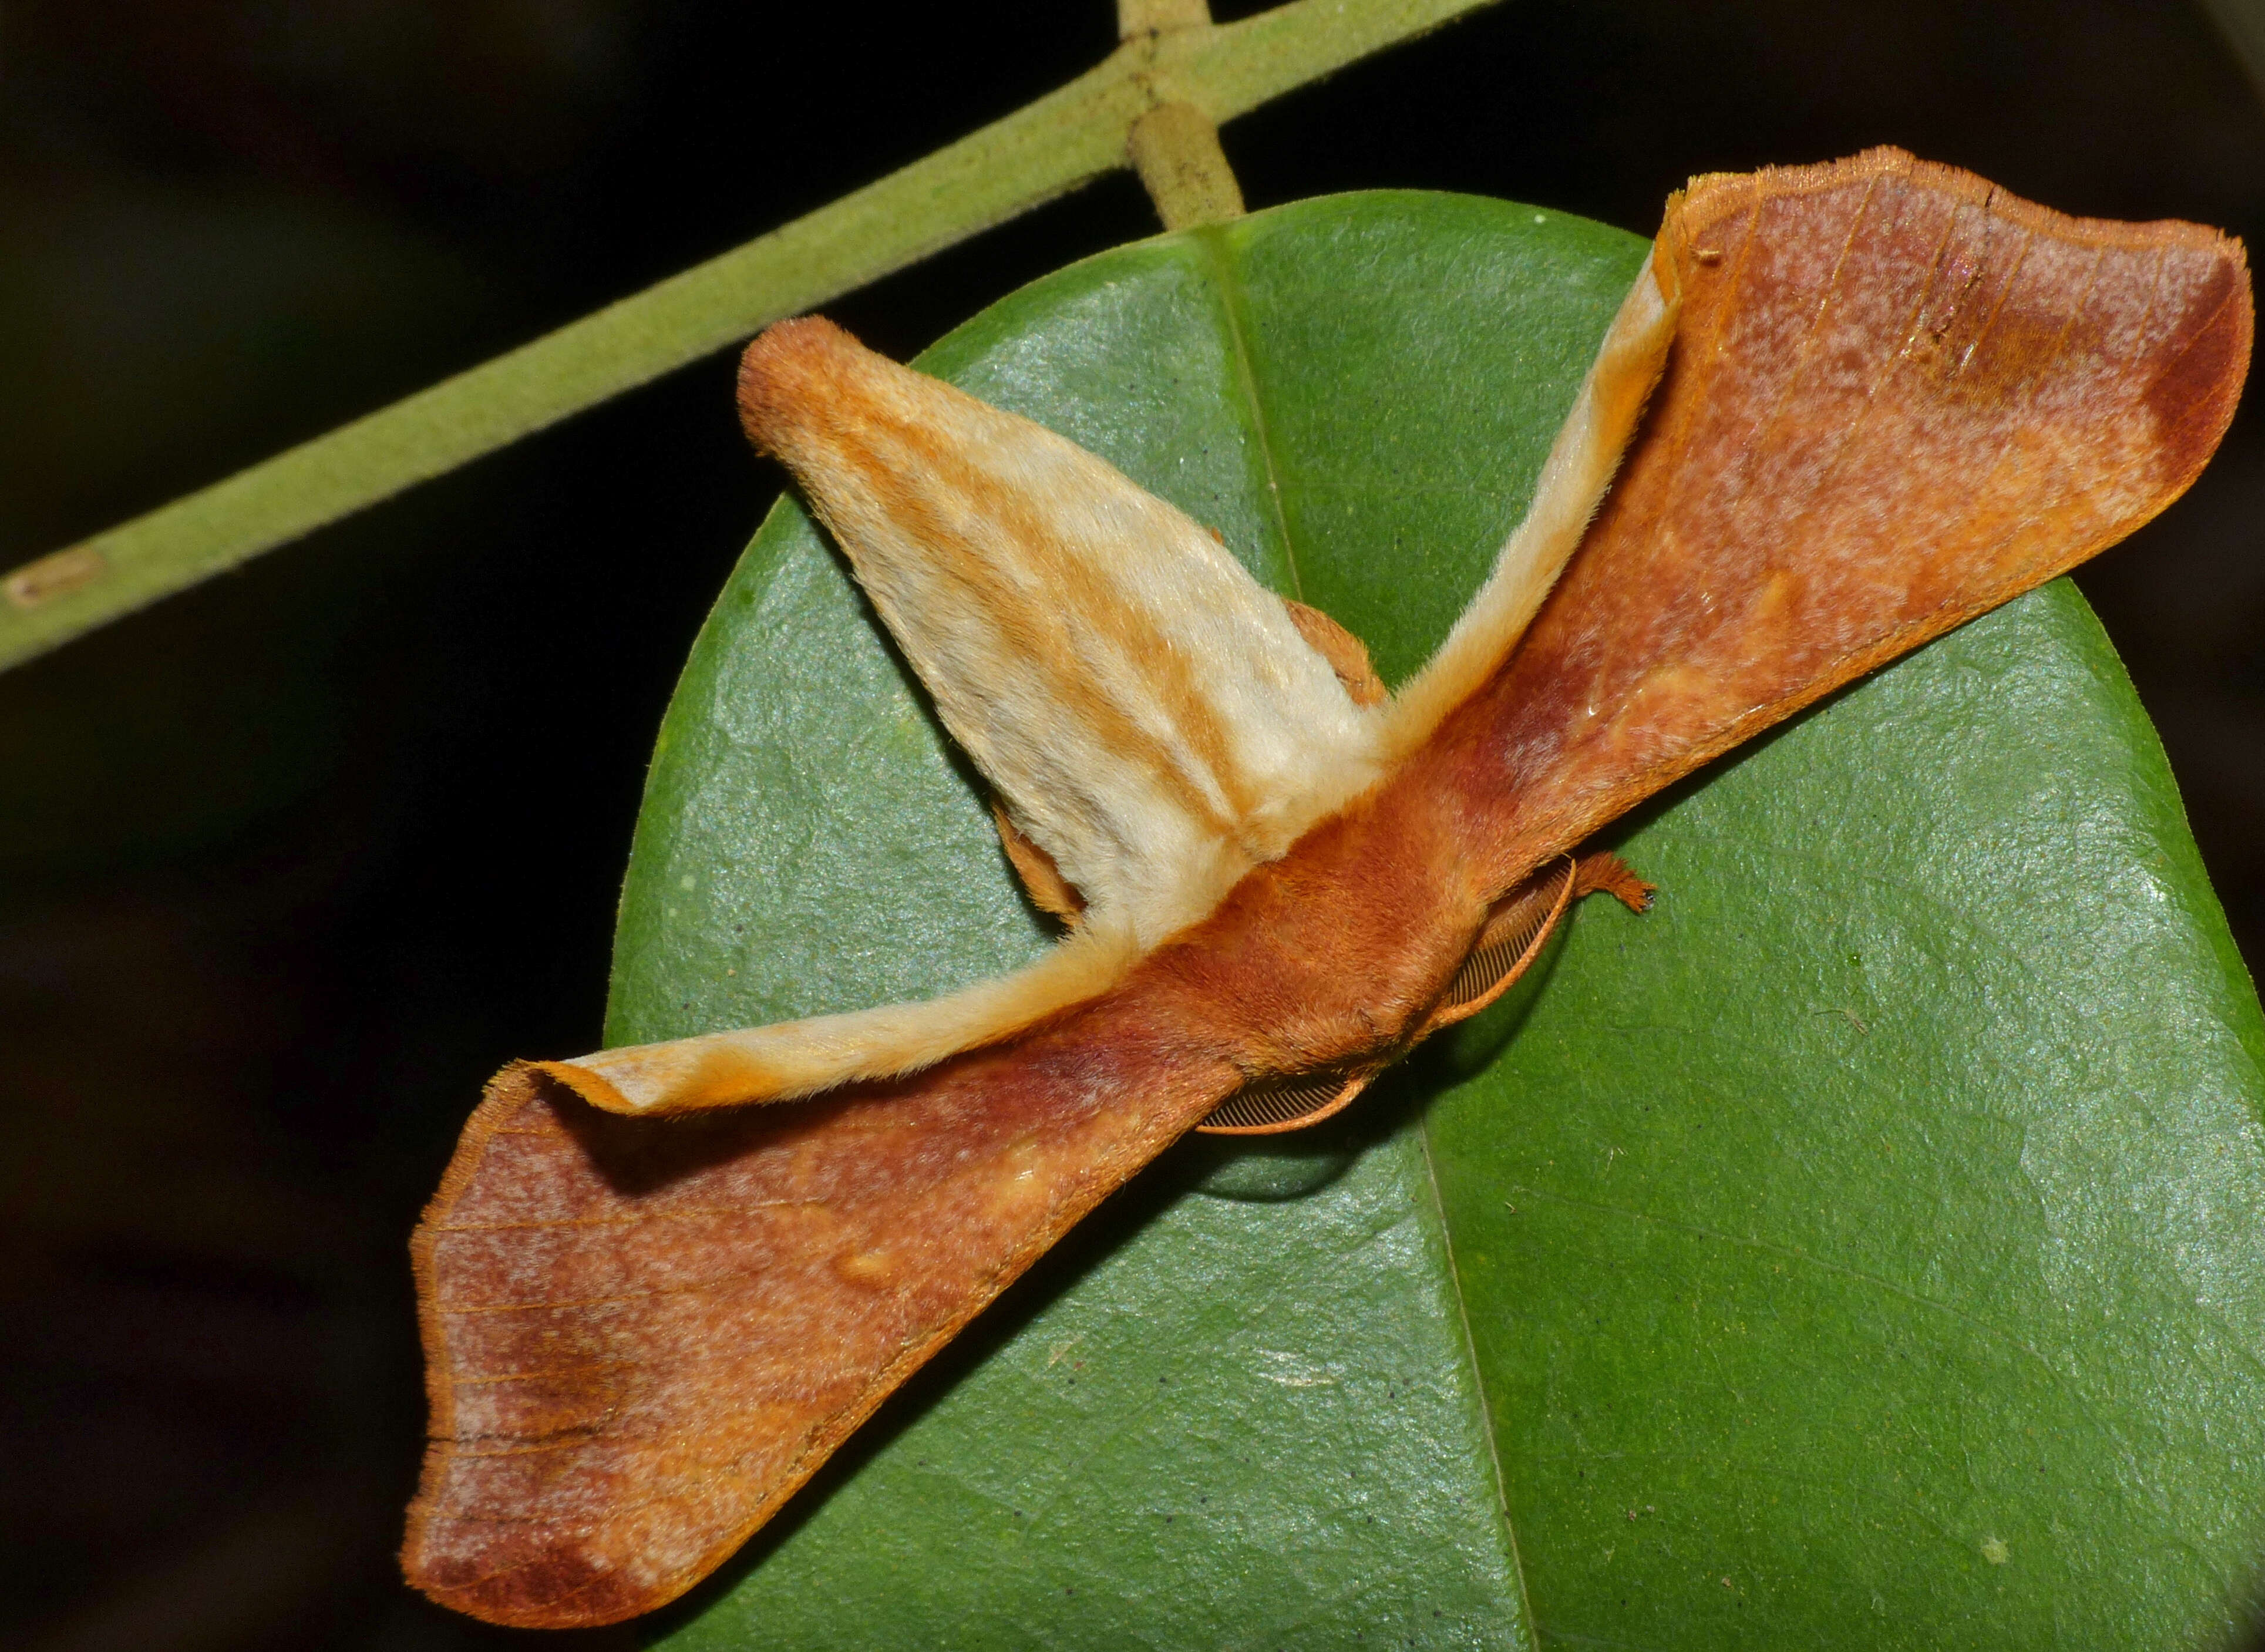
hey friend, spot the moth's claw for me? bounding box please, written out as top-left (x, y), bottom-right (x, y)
top-left (1573, 851), bottom-right (1655, 914)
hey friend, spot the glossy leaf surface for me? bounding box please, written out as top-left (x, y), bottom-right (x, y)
top-left (605, 193), bottom-right (2265, 1648)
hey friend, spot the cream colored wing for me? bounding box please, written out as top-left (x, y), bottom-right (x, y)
top-left (738, 317), bottom-right (1389, 947)
top-left (548, 258), bottom-right (1678, 1117)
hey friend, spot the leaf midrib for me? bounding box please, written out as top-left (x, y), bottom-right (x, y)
top-left (1202, 224), bottom-right (1305, 603)
top-left (1205, 224), bottom-right (1542, 1647)
top-left (1421, 1116), bottom-right (1542, 1645)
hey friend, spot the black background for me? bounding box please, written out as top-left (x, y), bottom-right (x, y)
top-left (4, 2), bottom-right (2262, 1647)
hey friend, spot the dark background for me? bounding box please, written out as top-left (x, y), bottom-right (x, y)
top-left (3, 2), bottom-right (2261, 1647)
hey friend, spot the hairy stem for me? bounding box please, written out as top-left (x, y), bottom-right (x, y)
top-left (0, 0), bottom-right (1499, 674)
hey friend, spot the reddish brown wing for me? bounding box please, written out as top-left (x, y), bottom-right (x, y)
top-left (403, 1017), bottom-right (1244, 1627)
top-left (1436, 147), bottom-right (2250, 885)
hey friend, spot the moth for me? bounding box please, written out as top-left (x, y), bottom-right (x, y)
top-left (401, 149), bottom-right (2250, 1628)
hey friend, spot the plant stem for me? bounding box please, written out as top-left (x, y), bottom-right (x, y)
top-left (1122, 1), bottom-right (1247, 231)
top-left (0, 0), bottom-right (1501, 674)
top-left (1130, 103), bottom-right (1248, 229)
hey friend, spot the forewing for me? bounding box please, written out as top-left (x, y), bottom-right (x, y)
top-left (404, 991), bottom-right (1245, 1628)
top-left (1435, 147), bottom-right (2251, 887)
top-left (738, 318), bottom-right (1384, 944)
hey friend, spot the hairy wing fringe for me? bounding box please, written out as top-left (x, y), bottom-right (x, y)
top-left (541, 921), bottom-right (1143, 1114)
top-left (1381, 247), bottom-right (1681, 758)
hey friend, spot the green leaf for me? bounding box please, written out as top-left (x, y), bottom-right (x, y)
top-left (607, 193), bottom-right (2265, 1648)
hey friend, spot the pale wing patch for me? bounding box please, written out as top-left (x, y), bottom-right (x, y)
top-left (738, 317), bottom-right (1388, 947)
top-left (1381, 248), bottom-right (1681, 757)
top-left (541, 920), bottom-right (1142, 1114)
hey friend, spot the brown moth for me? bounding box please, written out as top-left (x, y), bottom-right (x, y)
top-left (401, 149), bottom-right (2251, 1628)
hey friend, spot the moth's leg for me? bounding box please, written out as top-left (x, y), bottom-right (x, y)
top-left (1570, 849), bottom-right (1654, 914)
top-left (992, 799), bottom-right (1085, 926)
top-left (1279, 597), bottom-right (1388, 708)
top-left (1189, 526), bottom-right (1385, 708)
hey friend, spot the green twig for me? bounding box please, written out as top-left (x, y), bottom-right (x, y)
top-left (0, 0), bottom-right (1502, 673)
top-left (1123, 2), bottom-right (1247, 232)
top-left (1130, 103), bottom-right (1248, 230)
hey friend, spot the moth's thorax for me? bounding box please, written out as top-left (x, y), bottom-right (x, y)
top-left (1133, 756), bottom-right (1500, 1076)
